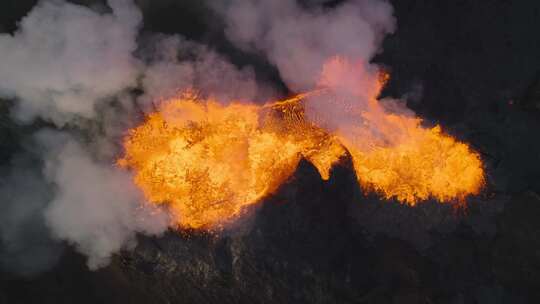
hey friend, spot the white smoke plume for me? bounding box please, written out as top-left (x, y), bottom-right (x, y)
top-left (0, 0), bottom-right (141, 125)
top-left (138, 34), bottom-right (269, 109)
top-left (0, 0), bottom-right (162, 273)
top-left (39, 131), bottom-right (169, 270)
top-left (215, 0), bottom-right (395, 91)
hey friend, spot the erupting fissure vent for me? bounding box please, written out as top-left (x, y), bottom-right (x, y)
top-left (118, 58), bottom-right (485, 230)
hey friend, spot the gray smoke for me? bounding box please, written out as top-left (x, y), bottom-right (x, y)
top-left (138, 34), bottom-right (272, 110)
top-left (0, 0), bottom-right (142, 126)
top-left (39, 130), bottom-right (169, 270)
top-left (0, 0), bottom-right (164, 273)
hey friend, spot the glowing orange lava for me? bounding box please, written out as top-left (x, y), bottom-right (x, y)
top-left (307, 57), bottom-right (485, 205)
top-left (119, 58), bottom-right (485, 229)
top-left (118, 91), bottom-right (344, 229)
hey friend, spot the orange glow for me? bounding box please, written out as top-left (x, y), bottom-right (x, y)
top-left (118, 91), bottom-right (344, 229)
top-left (346, 125), bottom-right (485, 204)
top-left (310, 57), bottom-right (485, 205)
top-left (119, 58), bottom-right (485, 229)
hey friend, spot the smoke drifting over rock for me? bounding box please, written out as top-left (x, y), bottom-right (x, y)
top-left (0, 0), bottom-right (162, 274)
top-left (40, 131), bottom-right (169, 269)
top-left (0, 0), bottom-right (398, 274)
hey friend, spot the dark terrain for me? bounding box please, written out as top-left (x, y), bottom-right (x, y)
top-left (2, 0), bottom-right (540, 303)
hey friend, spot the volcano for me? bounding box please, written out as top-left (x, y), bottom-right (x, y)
top-left (2, 0), bottom-right (540, 303)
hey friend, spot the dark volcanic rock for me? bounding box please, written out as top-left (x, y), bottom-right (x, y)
top-left (493, 192), bottom-right (540, 301)
top-left (120, 159), bottom-right (364, 304)
top-left (1, 176), bottom-right (536, 303)
top-left (102, 160), bottom-right (524, 304)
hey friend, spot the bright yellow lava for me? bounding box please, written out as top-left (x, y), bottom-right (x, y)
top-left (118, 59), bottom-right (485, 229)
top-left (118, 92), bottom-right (344, 229)
top-left (346, 124), bottom-right (485, 204)
top-left (311, 58), bottom-right (485, 205)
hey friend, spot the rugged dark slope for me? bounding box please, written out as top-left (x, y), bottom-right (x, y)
top-left (0, 159), bottom-right (537, 303)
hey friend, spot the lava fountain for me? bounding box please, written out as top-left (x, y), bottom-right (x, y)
top-left (118, 91), bottom-right (345, 229)
top-left (305, 58), bottom-right (485, 205)
top-left (118, 58), bottom-right (485, 230)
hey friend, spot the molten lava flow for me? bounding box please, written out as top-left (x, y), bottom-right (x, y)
top-left (261, 92), bottom-right (347, 180)
top-left (345, 125), bottom-right (485, 204)
top-left (119, 57), bottom-right (485, 230)
top-left (118, 92), bottom-right (344, 229)
top-left (304, 57), bottom-right (485, 205)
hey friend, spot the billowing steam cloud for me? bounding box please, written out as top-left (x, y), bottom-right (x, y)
top-left (214, 0), bottom-right (400, 140)
top-left (0, 0), bottom-right (142, 125)
top-left (138, 34), bottom-right (266, 109)
top-left (0, 0), bottom-right (164, 272)
top-left (215, 0), bottom-right (395, 91)
top-left (40, 131), bottom-right (169, 269)
top-left (0, 0), bottom-right (397, 274)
